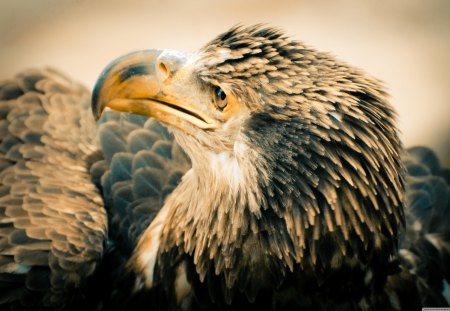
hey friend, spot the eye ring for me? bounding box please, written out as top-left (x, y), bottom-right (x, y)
top-left (214, 86), bottom-right (228, 111)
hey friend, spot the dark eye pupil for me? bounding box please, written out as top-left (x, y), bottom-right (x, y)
top-left (216, 87), bottom-right (226, 101)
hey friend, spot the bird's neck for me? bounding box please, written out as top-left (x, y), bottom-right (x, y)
top-left (156, 143), bottom-right (284, 285)
top-left (171, 141), bottom-right (266, 216)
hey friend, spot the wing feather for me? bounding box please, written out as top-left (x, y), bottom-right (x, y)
top-left (0, 68), bottom-right (107, 309)
top-left (95, 111), bottom-right (190, 256)
top-left (400, 146), bottom-right (450, 305)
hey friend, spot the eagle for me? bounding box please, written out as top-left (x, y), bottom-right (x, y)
top-left (0, 25), bottom-right (449, 310)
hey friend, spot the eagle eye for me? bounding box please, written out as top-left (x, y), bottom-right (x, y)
top-left (214, 86), bottom-right (228, 111)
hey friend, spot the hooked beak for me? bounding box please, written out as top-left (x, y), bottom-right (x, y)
top-left (92, 49), bottom-right (218, 130)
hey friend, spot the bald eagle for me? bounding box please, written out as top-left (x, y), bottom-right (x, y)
top-left (0, 25), bottom-right (449, 310)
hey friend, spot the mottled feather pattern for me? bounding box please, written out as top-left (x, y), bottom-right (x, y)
top-left (0, 68), bottom-right (106, 309)
top-left (152, 25), bottom-right (407, 307)
top-left (84, 105), bottom-right (191, 311)
top-left (95, 111), bottom-right (190, 255)
top-left (0, 69), bottom-right (191, 310)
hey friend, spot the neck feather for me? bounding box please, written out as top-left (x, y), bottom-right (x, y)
top-left (160, 141), bottom-right (268, 277)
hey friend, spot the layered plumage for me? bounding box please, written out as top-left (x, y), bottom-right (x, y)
top-left (0, 25), bottom-right (449, 310)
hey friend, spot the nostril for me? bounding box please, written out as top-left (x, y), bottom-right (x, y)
top-left (157, 61), bottom-right (170, 81)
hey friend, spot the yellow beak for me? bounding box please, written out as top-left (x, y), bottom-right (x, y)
top-left (92, 49), bottom-right (218, 130)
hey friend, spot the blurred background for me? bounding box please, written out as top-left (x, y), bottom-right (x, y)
top-left (1, 0), bottom-right (449, 164)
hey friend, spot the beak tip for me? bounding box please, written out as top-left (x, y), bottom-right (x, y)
top-left (91, 70), bottom-right (108, 121)
top-left (91, 93), bottom-right (102, 122)
top-left (91, 49), bottom-right (162, 121)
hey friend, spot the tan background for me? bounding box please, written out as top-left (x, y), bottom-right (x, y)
top-left (1, 0), bottom-right (449, 163)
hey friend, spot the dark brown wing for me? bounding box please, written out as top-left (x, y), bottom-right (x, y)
top-left (0, 68), bottom-right (192, 310)
top-left (0, 68), bottom-right (107, 309)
